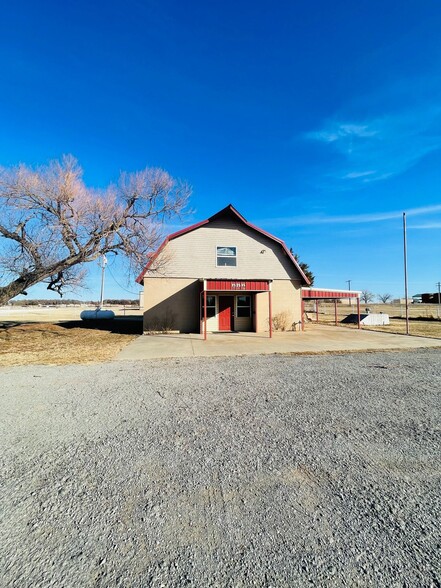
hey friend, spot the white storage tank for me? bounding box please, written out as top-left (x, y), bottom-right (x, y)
top-left (80, 309), bottom-right (115, 320)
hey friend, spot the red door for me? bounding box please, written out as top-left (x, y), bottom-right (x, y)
top-left (218, 296), bottom-right (234, 331)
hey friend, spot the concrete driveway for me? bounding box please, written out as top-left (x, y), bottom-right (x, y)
top-left (115, 324), bottom-right (441, 360)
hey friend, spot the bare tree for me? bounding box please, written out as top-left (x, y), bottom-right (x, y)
top-left (361, 290), bottom-right (375, 303)
top-left (377, 293), bottom-right (393, 303)
top-left (0, 156), bottom-right (190, 304)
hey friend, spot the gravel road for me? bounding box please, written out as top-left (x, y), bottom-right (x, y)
top-left (1, 350), bottom-right (440, 587)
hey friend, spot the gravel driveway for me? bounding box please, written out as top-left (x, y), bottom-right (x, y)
top-left (1, 350), bottom-right (440, 587)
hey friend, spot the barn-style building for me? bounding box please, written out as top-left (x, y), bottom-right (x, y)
top-left (136, 204), bottom-right (310, 336)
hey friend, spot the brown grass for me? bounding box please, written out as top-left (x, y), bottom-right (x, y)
top-left (304, 302), bottom-right (441, 339)
top-left (361, 319), bottom-right (441, 338)
top-left (0, 323), bottom-right (137, 367)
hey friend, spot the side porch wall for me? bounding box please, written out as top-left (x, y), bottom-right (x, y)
top-left (256, 280), bottom-right (302, 332)
top-left (143, 277), bottom-right (200, 333)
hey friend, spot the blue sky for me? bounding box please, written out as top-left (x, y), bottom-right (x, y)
top-left (1, 0), bottom-right (440, 300)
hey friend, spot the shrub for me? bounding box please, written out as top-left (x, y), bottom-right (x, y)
top-left (272, 311), bottom-right (291, 331)
top-left (145, 309), bottom-right (177, 333)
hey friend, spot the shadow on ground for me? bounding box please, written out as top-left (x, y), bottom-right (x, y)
top-left (0, 316), bottom-right (143, 335)
top-left (60, 316), bottom-right (143, 335)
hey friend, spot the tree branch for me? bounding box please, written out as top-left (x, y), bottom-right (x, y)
top-left (0, 156), bottom-right (190, 304)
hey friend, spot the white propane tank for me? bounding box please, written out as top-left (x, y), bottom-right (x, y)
top-left (80, 309), bottom-right (115, 320)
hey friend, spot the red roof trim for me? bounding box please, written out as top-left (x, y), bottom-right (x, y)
top-left (136, 204), bottom-right (310, 284)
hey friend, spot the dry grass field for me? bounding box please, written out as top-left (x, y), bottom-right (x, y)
top-left (307, 302), bottom-right (441, 339)
top-left (0, 306), bottom-right (142, 367)
top-left (362, 319), bottom-right (441, 338)
top-left (0, 305), bottom-right (143, 323)
top-left (0, 323), bottom-right (138, 367)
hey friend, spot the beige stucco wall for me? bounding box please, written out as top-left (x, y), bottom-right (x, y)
top-left (143, 277), bottom-right (200, 332)
top-left (147, 218), bottom-right (303, 281)
top-left (256, 280), bottom-right (302, 332)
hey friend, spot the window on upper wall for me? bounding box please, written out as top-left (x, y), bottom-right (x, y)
top-left (217, 246), bottom-right (237, 266)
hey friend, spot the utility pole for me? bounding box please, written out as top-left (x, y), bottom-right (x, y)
top-left (403, 213), bottom-right (409, 335)
top-left (346, 280), bottom-right (352, 306)
top-left (99, 255), bottom-right (108, 309)
top-left (437, 281), bottom-right (441, 319)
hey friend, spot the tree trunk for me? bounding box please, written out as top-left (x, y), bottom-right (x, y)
top-left (0, 261), bottom-right (77, 305)
top-left (0, 277), bottom-right (35, 305)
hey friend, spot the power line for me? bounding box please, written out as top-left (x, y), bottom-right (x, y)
top-left (106, 264), bottom-right (139, 296)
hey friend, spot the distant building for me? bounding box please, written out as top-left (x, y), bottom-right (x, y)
top-left (421, 292), bottom-right (441, 304)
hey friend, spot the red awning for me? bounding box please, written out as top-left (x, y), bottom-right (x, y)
top-left (205, 280), bottom-right (270, 292)
top-left (302, 288), bottom-right (360, 299)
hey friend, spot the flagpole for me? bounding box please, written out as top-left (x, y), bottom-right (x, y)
top-left (403, 213), bottom-right (409, 335)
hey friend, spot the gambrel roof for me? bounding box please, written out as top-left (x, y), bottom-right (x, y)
top-left (136, 204), bottom-right (310, 285)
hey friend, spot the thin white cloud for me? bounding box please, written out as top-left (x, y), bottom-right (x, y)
top-left (309, 124), bottom-right (378, 144)
top-left (342, 170), bottom-right (376, 179)
top-left (408, 222), bottom-right (441, 230)
top-left (258, 204), bottom-right (441, 228)
top-left (306, 103), bottom-right (441, 184)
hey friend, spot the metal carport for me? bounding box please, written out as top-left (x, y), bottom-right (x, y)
top-left (301, 288), bottom-right (361, 330)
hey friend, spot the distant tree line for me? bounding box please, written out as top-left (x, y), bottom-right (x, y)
top-left (9, 298), bottom-right (84, 306)
top-left (361, 292), bottom-right (440, 304)
top-left (361, 291), bottom-right (397, 303)
top-left (8, 298), bottom-right (139, 306)
top-left (103, 299), bottom-right (139, 306)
